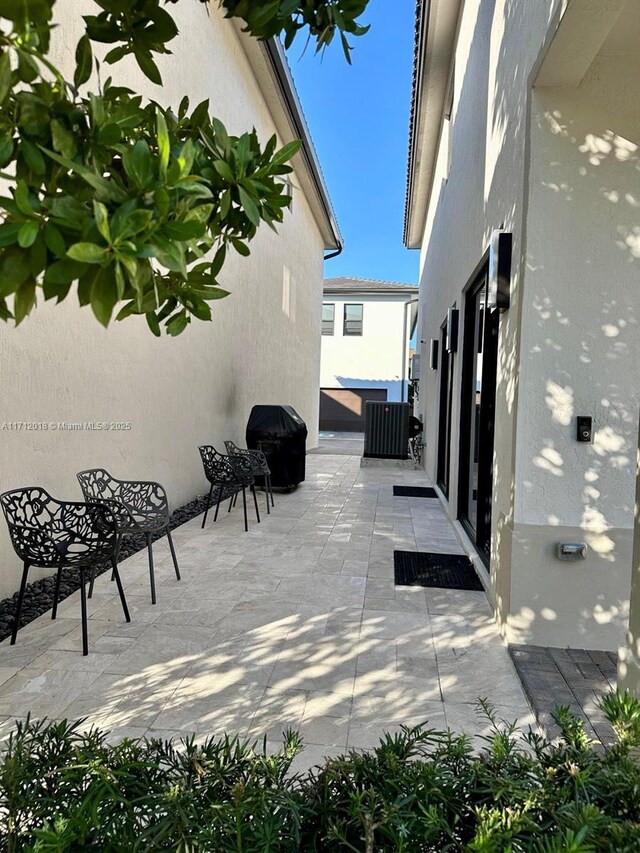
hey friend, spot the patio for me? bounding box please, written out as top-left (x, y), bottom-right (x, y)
top-left (0, 453), bottom-right (533, 771)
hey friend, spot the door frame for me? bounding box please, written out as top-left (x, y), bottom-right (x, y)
top-left (457, 251), bottom-right (499, 565)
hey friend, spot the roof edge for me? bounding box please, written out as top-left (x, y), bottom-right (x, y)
top-left (263, 39), bottom-right (342, 252)
top-left (403, 0), bottom-right (462, 249)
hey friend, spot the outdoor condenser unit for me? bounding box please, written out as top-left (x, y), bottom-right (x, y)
top-left (364, 401), bottom-right (410, 459)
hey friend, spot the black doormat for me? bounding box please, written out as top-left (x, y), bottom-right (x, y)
top-left (393, 486), bottom-right (437, 498)
top-left (394, 550), bottom-right (484, 590)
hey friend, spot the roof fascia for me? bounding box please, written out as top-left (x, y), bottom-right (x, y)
top-left (404, 0), bottom-right (463, 249)
top-left (233, 26), bottom-right (342, 251)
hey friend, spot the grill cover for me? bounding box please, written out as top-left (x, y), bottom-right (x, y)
top-left (246, 405), bottom-right (307, 489)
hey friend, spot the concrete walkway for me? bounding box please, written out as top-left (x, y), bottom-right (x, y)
top-left (0, 454), bottom-right (533, 770)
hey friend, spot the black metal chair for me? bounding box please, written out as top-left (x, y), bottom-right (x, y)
top-left (224, 440), bottom-right (275, 514)
top-left (198, 446), bottom-right (260, 532)
top-left (76, 469), bottom-right (180, 606)
top-left (0, 487), bottom-right (130, 656)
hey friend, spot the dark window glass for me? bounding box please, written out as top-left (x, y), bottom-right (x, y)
top-left (343, 304), bottom-right (363, 336)
top-left (322, 303), bottom-right (335, 335)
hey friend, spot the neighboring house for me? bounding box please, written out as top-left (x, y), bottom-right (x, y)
top-left (319, 278), bottom-right (418, 431)
top-left (405, 0), bottom-right (640, 663)
top-left (0, 1), bottom-right (340, 597)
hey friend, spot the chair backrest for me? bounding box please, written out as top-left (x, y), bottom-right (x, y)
top-left (199, 446), bottom-right (238, 485)
top-left (0, 487), bottom-right (117, 566)
top-left (224, 441), bottom-right (269, 475)
top-left (77, 468), bottom-right (121, 502)
top-left (226, 452), bottom-right (255, 484)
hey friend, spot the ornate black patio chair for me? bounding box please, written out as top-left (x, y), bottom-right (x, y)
top-left (0, 487), bottom-right (130, 656)
top-left (224, 440), bottom-right (275, 514)
top-left (198, 446), bottom-right (260, 532)
top-left (76, 469), bottom-right (180, 606)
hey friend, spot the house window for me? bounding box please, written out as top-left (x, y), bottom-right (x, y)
top-left (322, 303), bottom-right (335, 335)
top-left (343, 304), bottom-right (363, 336)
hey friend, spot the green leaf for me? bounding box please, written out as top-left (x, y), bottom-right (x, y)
top-left (97, 124), bottom-right (122, 146)
top-left (40, 146), bottom-right (126, 202)
top-left (210, 244), bottom-right (226, 278)
top-left (90, 268), bottom-right (118, 326)
top-left (0, 223), bottom-right (20, 248)
top-left (74, 34), bottom-right (93, 88)
top-left (157, 110), bottom-right (170, 175)
top-left (0, 51), bottom-right (12, 105)
top-left (271, 139), bottom-right (301, 167)
top-left (18, 222), bottom-right (39, 248)
top-left (0, 249), bottom-right (30, 295)
top-left (14, 181), bottom-right (35, 217)
top-left (43, 259), bottom-right (88, 286)
top-left (166, 310), bottom-right (189, 336)
top-left (122, 140), bottom-right (154, 189)
top-left (162, 220), bottom-right (205, 240)
top-left (114, 209), bottom-right (153, 241)
top-left (93, 201), bottom-right (111, 242)
top-left (14, 279), bottom-right (36, 325)
top-left (67, 242), bottom-right (107, 264)
top-left (20, 139), bottom-right (46, 175)
top-left (50, 120), bottom-right (78, 159)
top-left (213, 159), bottom-right (235, 182)
top-left (146, 311), bottom-right (161, 336)
top-left (238, 186), bottom-right (261, 227)
top-left (231, 238), bottom-right (250, 257)
top-left (0, 134), bottom-right (14, 167)
top-left (44, 224), bottom-right (67, 258)
top-left (134, 50), bottom-right (162, 86)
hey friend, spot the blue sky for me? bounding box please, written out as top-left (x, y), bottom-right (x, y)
top-left (286, 0), bottom-right (419, 286)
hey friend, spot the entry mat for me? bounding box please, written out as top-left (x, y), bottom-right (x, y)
top-left (393, 486), bottom-right (438, 498)
top-left (394, 550), bottom-right (484, 591)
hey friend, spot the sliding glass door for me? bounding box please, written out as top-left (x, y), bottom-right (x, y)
top-left (458, 268), bottom-right (498, 563)
top-left (436, 321), bottom-right (454, 499)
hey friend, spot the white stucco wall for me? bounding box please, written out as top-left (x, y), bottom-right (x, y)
top-left (319, 294), bottom-right (415, 402)
top-left (415, 0), bottom-right (638, 648)
top-left (0, 1), bottom-right (326, 597)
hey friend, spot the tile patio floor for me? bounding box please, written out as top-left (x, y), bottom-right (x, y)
top-left (0, 454), bottom-right (534, 771)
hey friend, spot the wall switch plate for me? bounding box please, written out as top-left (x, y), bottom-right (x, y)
top-left (557, 543), bottom-right (588, 561)
top-left (576, 416), bottom-right (592, 443)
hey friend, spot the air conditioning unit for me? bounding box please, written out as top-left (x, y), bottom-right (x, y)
top-left (364, 401), bottom-right (410, 459)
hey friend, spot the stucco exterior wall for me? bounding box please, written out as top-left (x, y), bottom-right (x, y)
top-left (0, 1), bottom-right (325, 597)
top-left (320, 294), bottom-right (414, 402)
top-left (415, 0), bottom-right (638, 649)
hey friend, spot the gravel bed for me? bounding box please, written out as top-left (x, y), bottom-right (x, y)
top-left (0, 494), bottom-right (210, 642)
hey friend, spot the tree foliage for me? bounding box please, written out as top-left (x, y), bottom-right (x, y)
top-left (0, 0), bottom-right (370, 335)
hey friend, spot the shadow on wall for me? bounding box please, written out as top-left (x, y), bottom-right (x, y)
top-left (423, 0), bottom-right (639, 643)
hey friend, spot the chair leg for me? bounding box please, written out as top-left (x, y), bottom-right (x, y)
top-left (79, 567), bottom-right (89, 656)
top-left (227, 494), bottom-right (234, 513)
top-left (264, 480), bottom-right (270, 515)
top-left (111, 558), bottom-right (131, 623)
top-left (147, 533), bottom-right (156, 605)
top-left (251, 485), bottom-right (261, 524)
top-left (107, 534), bottom-right (123, 587)
top-left (213, 486), bottom-right (224, 523)
top-left (52, 566), bottom-right (63, 619)
top-left (241, 486), bottom-right (248, 532)
top-left (201, 484), bottom-right (214, 529)
top-left (267, 475), bottom-right (275, 508)
top-left (11, 562), bottom-right (30, 645)
top-left (166, 527), bottom-right (181, 581)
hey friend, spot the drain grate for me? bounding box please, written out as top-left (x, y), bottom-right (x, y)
top-left (394, 550), bottom-right (484, 590)
top-left (393, 486), bottom-right (437, 498)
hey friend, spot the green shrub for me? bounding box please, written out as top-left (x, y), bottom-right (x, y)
top-left (1, 693), bottom-right (639, 851)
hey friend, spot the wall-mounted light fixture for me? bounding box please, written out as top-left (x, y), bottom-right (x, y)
top-left (446, 308), bottom-right (459, 353)
top-left (488, 230), bottom-right (512, 312)
top-left (429, 339), bottom-right (439, 370)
